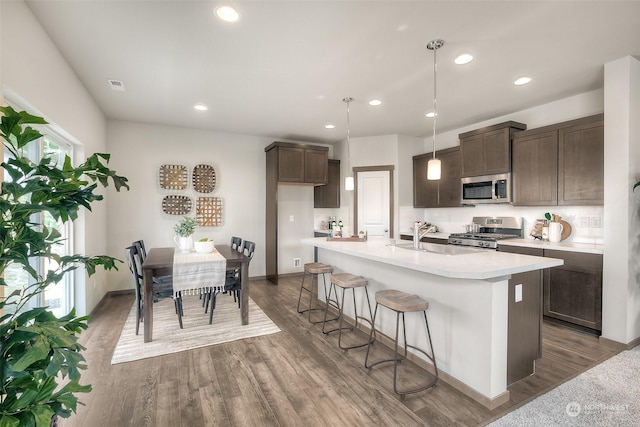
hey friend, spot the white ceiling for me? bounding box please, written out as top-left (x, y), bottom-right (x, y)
top-left (24, 1), bottom-right (640, 144)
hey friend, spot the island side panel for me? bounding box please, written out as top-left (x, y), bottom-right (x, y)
top-left (317, 247), bottom-right (509, 402)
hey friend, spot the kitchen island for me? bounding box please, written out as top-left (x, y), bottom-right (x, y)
top-left (302, 236), bottom-right (563, 409)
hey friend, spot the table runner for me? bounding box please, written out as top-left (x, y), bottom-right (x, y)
top-left (172, 249), bottom-right (227, 298)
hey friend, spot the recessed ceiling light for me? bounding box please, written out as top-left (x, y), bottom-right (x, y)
top-left (325, 124), bottom-right (335, 129)
top-left (425, 111), bottom-right (436, 118)
top-left (514, 77), bottom-right (532, 86)
top-left (194, 104), bottom-right (208, 111)
top-left (368, 99), bottom-right (382, 106)
top-left (454, 54), bottom-right (473, 65)
top-left (215, 5), bottom-right (239, 22)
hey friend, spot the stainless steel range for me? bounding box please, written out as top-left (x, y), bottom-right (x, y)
top-left (448, 216), bottom-right (523, 249)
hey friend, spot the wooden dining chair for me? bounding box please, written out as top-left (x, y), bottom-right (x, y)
top-left (125, 246), bottom-right (144, 335)
top-left (133, 239), bottom-right (173, 300)
top-left (225, 240), bottom-right (255, 308)
top-left (231, 236), bottom-right (242, 251)
top-left (126, 245), bottom-right (183, 332)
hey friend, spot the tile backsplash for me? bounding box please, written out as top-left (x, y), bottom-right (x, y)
top-left (400, 205), bottom-right (604, 244)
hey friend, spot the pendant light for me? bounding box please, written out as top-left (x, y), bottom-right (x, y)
top-left (343, 97), bottom-right (354, 191)
top-left (427, 39), bottom-right (444, 181)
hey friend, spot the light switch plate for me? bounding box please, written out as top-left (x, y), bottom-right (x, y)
top-left (580, 217), bottom-right (590, 228)
top-left (515, 284), bottom-right (523, 303)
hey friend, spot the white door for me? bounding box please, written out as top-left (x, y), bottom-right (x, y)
top-left (357, 171), bottom-right (390, 238)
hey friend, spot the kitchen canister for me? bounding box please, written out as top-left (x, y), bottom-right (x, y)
top-left (548, 221), bottom-right (564, 243)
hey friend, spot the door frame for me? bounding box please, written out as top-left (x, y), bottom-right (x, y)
top-left (353, 165), bottom-right (394, 237)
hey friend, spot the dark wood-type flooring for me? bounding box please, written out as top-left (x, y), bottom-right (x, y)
top-left (61, 275), bottom-right (621, 426)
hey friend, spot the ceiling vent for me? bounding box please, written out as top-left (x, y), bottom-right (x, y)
top-left (107, 79), bottom-right (126, 91)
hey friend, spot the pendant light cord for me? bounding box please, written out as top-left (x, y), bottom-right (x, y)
top-left (432, 44), bottom-right (437, 159)
top-left (343, 97), bottom-right (353, 172)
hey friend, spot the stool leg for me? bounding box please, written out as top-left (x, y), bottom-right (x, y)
top-left (321, 282), bottom-right (340, 333)
top-left (296, 271), bottom-right (309, 314)
top-left (364, 302), bottom-right (380, 369)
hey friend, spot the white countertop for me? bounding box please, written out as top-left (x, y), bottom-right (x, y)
top-left (302, 236), bottom-right (563, 281)
top-left (498, 238), bottom-right (603, 255)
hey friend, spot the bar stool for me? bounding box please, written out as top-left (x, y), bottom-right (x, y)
top-left (322, 273), bottom-right (375, 350)
top-left (364, 289), bottom-right (438, 398)
top-left (297, 263), bottom-right (333, 323)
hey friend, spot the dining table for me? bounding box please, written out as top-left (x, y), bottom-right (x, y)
top-left (141, 244), bottom-right (251, 343)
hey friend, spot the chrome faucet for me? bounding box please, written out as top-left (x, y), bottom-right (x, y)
top-left (413, 222), bottom-right (435, 249)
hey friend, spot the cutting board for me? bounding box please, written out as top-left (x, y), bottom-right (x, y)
top-left (560, 220), bottom-right (572, 241)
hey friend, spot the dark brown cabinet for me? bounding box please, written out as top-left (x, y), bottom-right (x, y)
top-left (543, 250), bottom-right (603, 333)
top-left (413, 146), bottom-right (461, 208)
top-left (314, 159), bottom-right (340, 208)
top-left (558, 119), bottom-right (604, 205)
top-left (459, 121), bottom-right (526, 177)
top-left (266, 141), bottom-right (329, 184)
top-left (512, 130), bottom-right (559, 206)
top-left (498, 245), bottom-right (544, 385)
top-left (265, 141), bottom-right (329, 285)
top-left (513, 114), bottom-right (603, 206)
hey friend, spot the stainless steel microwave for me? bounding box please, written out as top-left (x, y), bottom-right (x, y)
top-left (461, 173), bottom-right (511, 204)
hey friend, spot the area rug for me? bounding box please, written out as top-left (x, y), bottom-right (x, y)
top-left (488, 345), bottom-right (640, 426)
top-left (111, 294), bottom-right (281, 364)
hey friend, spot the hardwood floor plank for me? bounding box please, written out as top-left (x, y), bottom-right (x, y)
top-left (59, 276), bottom-right (622, 427)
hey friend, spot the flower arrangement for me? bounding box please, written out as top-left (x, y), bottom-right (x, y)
top-left (174, 216), bottom-right (197, 237)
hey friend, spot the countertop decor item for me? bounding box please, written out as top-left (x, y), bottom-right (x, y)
top-left (0, 105), bottom-right (129, 426)
top-left (174, 216), bottom-right (197, 237)
top-left (194, 238), bottom-right (215, 254)
top-left (159, 164), bottom-right (188, 190)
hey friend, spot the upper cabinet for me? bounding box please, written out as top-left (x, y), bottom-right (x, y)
top-left (314, 159), bottom-right (340, 208)
top-left (513, 114), bottom-right (603, 206)
top-left (459, 121), bottom-right (527, 177)
top-left (413, 146), bottom-right (461, 208)
top-left (265, 141), bottom-right (329, 184)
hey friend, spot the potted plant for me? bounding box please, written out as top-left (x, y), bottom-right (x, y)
top-left (173, 216), bottom-right (197, 253)
top-left (0, 106), bottom-right (129, 426)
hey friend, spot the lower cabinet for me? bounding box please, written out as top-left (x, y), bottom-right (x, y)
top-left (499, 245), bottom-right (543, 385)
top-left (543, 250), bottom-right (603, 333)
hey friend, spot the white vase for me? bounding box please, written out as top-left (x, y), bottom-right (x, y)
top-left (548, 222), bottom-right (564, 243)
top-left (174, 235), bottom-right (193, 253)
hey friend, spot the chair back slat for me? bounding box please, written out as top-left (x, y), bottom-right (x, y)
top-left (231, 236), bottom-right (242, 251)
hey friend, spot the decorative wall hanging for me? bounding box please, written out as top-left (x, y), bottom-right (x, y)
top-left (159, 164), bottom-right (188, 190)
top-left (161, 195), bottom-right (192, 215)
top-left (192, 164), bottom-right (216, 193)
top-left (196, 196), bottom-right (222, 226)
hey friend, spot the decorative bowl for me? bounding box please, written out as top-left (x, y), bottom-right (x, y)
top-left (194, 240), bottom-right (215, 254)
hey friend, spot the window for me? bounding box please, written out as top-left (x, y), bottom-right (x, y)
top-left (2, 124), bottom-right (74, 317)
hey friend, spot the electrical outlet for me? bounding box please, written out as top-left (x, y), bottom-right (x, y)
top-left (294, 258), bottom-right (301, 267)
top-left (591, 216), bottom-right (602, 228)
top-left (515, 284), bottom-right (523, 303)
top-left (580, 217), bottom-right (590, 228)
top-left (289, 215), bottom-right (294, 222)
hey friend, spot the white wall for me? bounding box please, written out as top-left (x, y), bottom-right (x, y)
top-left (1, 1), bottom-right (109, 315)
top-left (105, 121), bottom-right (270, 291)
top-left (278, 185), bottom-right (314, 274)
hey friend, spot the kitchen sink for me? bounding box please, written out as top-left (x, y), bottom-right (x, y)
top-left (389, 242), bottom-right (483, 255)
